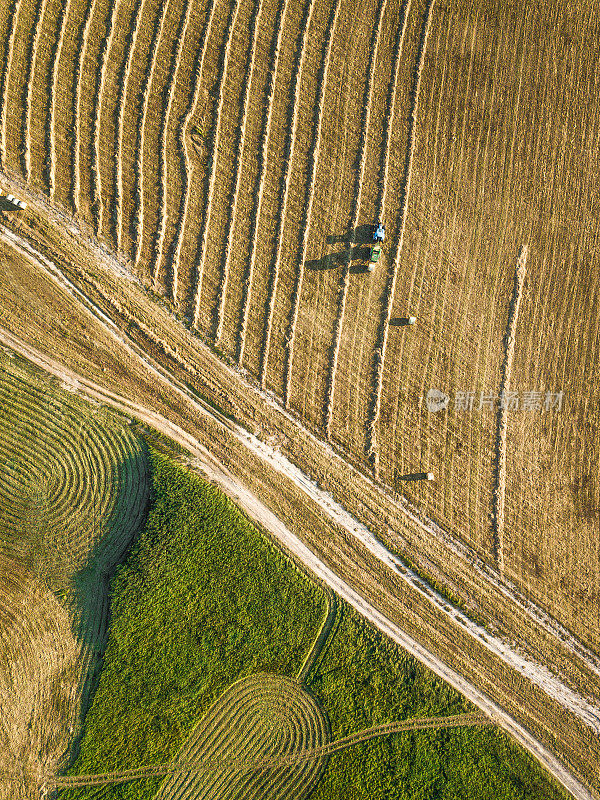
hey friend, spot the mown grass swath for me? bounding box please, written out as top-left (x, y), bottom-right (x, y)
top-left (0, 351), bottom-right (150, 796)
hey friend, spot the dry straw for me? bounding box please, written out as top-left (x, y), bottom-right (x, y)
top-left (73, 0), bottom-right (97, 213)
top-left (133, 1), bottom-right (169, 266)
top-left (115, 0), bottom-right (144, 251)
top-left (260, 0), bottom-right (317, 388)
top-left (494, 244), bottom-right (528, 573)
top-left (367, 0), bottom-right (435, 472)
top-left (93, 0), bottom-right (121, 236)
top-left (237, 0), bottom-right (289, 365)
top-left (172, 0), bottom-right (218, 306)
top-left (23, 0), bottom-right (46, 182)
top-left (0, 0), bottom-right (23, 170)
top-left (324, 0), bottom-right (388, 439)
top-left (151, 0), bottom-right (195, 293)
top-left (214, 0), bottom-right (266, 342)
top-left (282, 0), bottom-right (342, 402)
top-left (192, 0), bottom-right (244, 329)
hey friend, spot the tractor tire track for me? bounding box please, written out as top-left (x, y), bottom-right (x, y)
top-left (324, 0), bottom-right (388, 439)
top-left (283, 0), bottom-right (341, 403)
top-left (367, 0), bottom-right (435, 471)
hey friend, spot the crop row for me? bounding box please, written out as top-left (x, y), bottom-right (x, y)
top-left (367, 0), bottom-right (436, 470)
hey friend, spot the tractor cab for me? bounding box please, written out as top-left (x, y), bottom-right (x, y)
top-left (373, 222), bottom-right (385, 243)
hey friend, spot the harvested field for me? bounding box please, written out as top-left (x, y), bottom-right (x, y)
top-left (1, 0), bottom-right (600, 792)
top-left (0, 352), bottom-right (149, 644)
top-left (0, 557), bottom-right (82, 800)
top-left (0, 350), bottom-right (150, 798)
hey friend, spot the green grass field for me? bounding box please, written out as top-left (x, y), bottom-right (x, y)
top-left (308, 607), bottom-right (567, 800)
top-left (59, 449), bottom-right (327, 800)
top-left (56, 447), bottom-right (567, 800)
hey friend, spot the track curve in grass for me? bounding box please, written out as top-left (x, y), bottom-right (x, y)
top-left (47, 674), bottom-right (329, 797)
top-left (0, 358), bottom-right (149, 650)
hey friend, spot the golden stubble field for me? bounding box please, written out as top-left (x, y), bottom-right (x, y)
top-left (0, 0), bottom-right (599, 779)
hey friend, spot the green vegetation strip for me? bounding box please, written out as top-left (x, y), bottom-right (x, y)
top-left (308, 607), bottom-right (568, 800)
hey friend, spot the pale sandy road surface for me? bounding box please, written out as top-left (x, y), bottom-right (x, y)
top-left (0, 226), bottom-right (596, 800)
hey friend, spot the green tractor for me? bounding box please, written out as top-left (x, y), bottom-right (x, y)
top-left (368, 243), bottom-right (382, 272)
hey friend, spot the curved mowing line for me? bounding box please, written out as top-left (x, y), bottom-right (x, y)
top-left (298, 589), bottom-right (337, 684)
top-left (48, 0), bottom-right (71, 198)
top-left (151, 0), bottom-right (195, 293)
top-left (213, 0), bottom-right (265, 343)
top-left (44, 712), bottom-right (487, 788)
top-left (115, 0), bottom-right (144, 253)
top-left (367, 0), bottom-right (436, 472)
top-left (324, 0), bottom-right (388, 439)
top-left (171, 0), bottom-right (218, 307)
top-left (259, 0), bottom-right (317, 389)
top-left (283, 0), bottom-right (342, 402)
top-left (191, 0), bottom-right (243, 329)
top-left (133, 0), bottom-right (170, 267)
top-left (93, 0), bottom-right (122, 237)
top-left (493, 245), bottom-right (527, 573)
top-left (0, 0), bottom-right (22, 171)
top-left (236, 0), bottom-right (289, 365)
top-left (73, 0), bottom-right (98, 213)
top-left (23, 0), bottom-right (46, 182)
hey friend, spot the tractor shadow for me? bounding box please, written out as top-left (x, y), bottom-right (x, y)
top-left (305, 223), bottom-right (376, 271)
top-left (326, 224), bottom-right (374, 246)
top-left (306, 244), bottom-right (372, 272)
